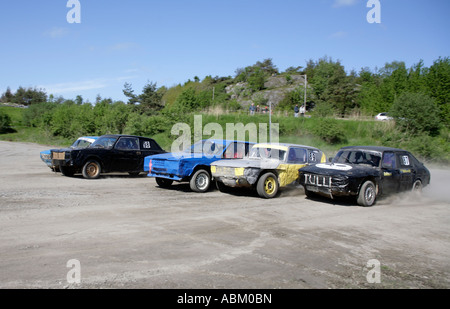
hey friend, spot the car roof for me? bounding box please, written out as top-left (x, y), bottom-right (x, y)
top-left (100, 134), bottom-right (154, 140)
top-left (253, 143), bottom-right (321, 151)
top-left (200, 139), bottom-right (255, 145)
top-left (339, 146), bottom-right (408, 153)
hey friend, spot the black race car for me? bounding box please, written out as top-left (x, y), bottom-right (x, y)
top-left (51, 135), bottom-right (166, 179)
top-left (298, 146), bottom-right (431, 206)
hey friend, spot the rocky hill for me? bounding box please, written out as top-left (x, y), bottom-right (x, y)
top-left (225, 74), bottom-right (307, 108)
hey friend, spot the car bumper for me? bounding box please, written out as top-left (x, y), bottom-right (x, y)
top-left (147, 172), bottom-right (184, 182)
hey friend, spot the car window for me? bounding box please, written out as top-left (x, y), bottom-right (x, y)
top-left (398, 153), bottom-right (411, 167)
top-left (308, 150), bottom-right (322, 164)
top-left (188, 140), bottom-right (224, 156)
top-left (115, 137), bottom-right (139, 151)
top-left (91, 137), bottom-right (117, 150)
top-left (76, 140), bottom-right (92, 148)
top-left (224, 142), bottom-right (248, 159)
top-left (250, 147), bottom-right (286, 161)
top-left (382, 152), bottom-right (397, 169)
top-left (287, 148), bottom-right (307, 164)
top-left (141, 139), bottom-right (159, 150)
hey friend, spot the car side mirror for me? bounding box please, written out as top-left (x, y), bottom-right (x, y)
top-left (328, 157), bottom-right (333, 163)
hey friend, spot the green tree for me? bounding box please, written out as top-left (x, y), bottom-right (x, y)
top-left (390, 92), bottom-right (441, 136)
top-left (425, 57), bottom-right (450, 125)
top-left (247, 67), bottom-right (266, 92)
top-left (306, 56), bottom-right (356, 116)
top-left (139, 82), bottom-right (164, 115)
top-left (0, 109), bottom-right (12, 133)
top-left (1, 87), bottom-right (14, 103)
top-left (10, 87), bottom-right (47, 105)
top-left (170, 87), bottom-right (200, 113)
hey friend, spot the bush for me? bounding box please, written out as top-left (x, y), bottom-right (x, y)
top-left (390, 92), bottom-right (441, 136)
top-left (313, 118), bottom-right (346, 144)
top-left (0, 110), bottom-right (12, 133)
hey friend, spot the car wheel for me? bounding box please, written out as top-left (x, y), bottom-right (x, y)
top-left (82, 160), bottom-right (101, 179)
top-left (357, 180), bottom-right (376, 207)
top-left (190, 169), bottom-right (211, 193)
top-left (60, 166), bottom-right (75, 177)
top-left (156, 177), bottom-right (173, 188)
top-left (412, 180), bottom-right (423, 194)
top-left (257, 172), bottom-right (279, 199)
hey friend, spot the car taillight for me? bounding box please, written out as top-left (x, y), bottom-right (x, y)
top-left (149, 159), bottom-right (152, 172)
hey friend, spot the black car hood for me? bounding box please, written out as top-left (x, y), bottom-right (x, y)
top-left (300, 163), bottom-right (380, 177)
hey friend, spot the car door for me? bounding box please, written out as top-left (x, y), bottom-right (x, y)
top-left (380, 151), bottom-right (401, 194)
top-left (279, 147), bottom-right (309, 186)
top-left (111, 136), bottom-right (141, 172)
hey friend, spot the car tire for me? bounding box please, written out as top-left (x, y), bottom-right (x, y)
top-left (82, 160), bottom-right (102, 179)
top-left (190, 169), bottom-right (211, 193)
top-left (412, 180), bottom-right (423, 194)
top-left (357, 180), bottom-right (376, 207)
top-left (60, 166), bottom-right (75, 177)
top-left (257, 172), bottom-right (279, 199)
top-left (156, 177), bottom-right (173, 188)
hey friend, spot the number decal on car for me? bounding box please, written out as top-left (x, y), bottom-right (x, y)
top-left (401, 156), bottom-right (410, 166)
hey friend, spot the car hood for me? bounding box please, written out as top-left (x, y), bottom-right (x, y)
top-left (299, 163), bottom-right (380, 177)
top-left (212, 158), bottom-right (281, 169)
top-left (147, 152), bottom-right (221, 161)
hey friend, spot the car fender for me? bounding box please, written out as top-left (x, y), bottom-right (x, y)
top-left (278, 163), bottom-right (308, 187)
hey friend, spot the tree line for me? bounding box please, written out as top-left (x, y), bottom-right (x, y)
top-left (1, 56), bottom-right (448, 141)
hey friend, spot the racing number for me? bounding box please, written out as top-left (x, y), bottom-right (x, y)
top-left (143, 141), bottom-right (152, 149)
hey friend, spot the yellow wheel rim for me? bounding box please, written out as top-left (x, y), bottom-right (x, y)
top-left (264, 177), bottom-right (276, 195)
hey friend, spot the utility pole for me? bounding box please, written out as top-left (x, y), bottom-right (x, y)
top-left (269, 100), bottom-right (272, 143)
top-left (304, 75), bottom-right (307, 107)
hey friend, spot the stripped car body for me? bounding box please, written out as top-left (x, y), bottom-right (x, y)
top-left (144, 140), bottom-right (254, 192)
top-left (51, 135), bottom-right (165, 179)
top-left (298, 146), bottom-right (431, 206)
top-left (211, 143), bottom-right (327, 198)
top-left (40, 136), bottom-right (98, 171)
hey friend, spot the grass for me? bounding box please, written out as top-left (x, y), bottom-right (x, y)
top-left (1, 105), bottom-right (448, 164)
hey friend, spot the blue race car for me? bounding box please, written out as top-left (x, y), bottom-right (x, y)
top-left (144, 139), bottom-right (254, 192)
top-left (40, 136), bottom-right (98, 171)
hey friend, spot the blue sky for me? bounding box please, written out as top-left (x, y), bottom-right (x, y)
top-left (0, 0), bottom-right (449, 103)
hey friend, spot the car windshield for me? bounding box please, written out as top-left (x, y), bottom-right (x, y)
top-left (250, 147), bottom-right (286, 161)
top-left (185, 141), bottom-right (225, 156)
top-left (71, 138), bottom-right (94, 149)
top-left (333, 150), bottom-right (381, 167)
top-left (90, 137), bottom-right (118, 150)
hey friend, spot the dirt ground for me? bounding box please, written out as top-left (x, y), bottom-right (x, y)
top-left (0, 141), bottom-right (449, 289)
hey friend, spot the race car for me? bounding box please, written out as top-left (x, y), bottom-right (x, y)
top-left (298, 146), bottom-right (431, 206)
top-left (211, 143), bottom-right (326, 198)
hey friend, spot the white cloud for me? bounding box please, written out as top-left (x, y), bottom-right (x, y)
top-left (39, 76), bottom-right (138, 95)
top-left (333, 0), bottom-right (359, 8)
top-left (330, 31), bottom-right (348, 39)
top-left (40, 79), bottom-right (108, 94)
top-left (44, 27), bottom-right (70, 39)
